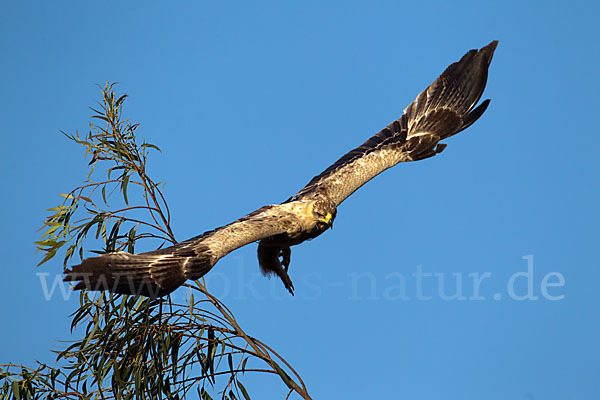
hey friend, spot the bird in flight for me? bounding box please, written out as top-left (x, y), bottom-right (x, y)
top-left (65, 41), bottom-right (498, 298)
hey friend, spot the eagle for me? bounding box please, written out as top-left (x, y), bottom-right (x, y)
top-left (64, 41), bottom-right (498, 298)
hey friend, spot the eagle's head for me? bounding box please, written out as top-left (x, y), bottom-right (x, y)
top-left (312, 198), bottom-right (337, 230)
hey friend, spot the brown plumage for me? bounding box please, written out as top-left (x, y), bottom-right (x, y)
top-left (64, 41), bottom-right (497, 298)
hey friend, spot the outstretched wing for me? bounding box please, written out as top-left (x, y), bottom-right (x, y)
top-left (64, 204), bottom-right (307, 297)
top-left (291, 41), bottom-right (497, 206)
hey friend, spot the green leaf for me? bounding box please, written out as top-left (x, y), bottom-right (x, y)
top-left (115, 94), bottom-right (128, 108)
top-left (11, 380), bottom-right (20, 398)
top-left (101, 185), bottom-right (108, 206)
top-left (121, 173), bottom-right (130, 206)
top-left (37, 248), bottom-right (57, 266)
top-left (207, 328), bottom-right (216, 383)
top-left (237, 381), bottom-right (251, 400)
top-left (127, 227), bottom-right (136, 253)
top-left (141, 143), bottom-right (161, 152)
top-left (91, 115), bottom-right (109, 123)
top-left (199, 387), bottom-right (213, 400)
top-left (271, 361), bottom-right (294, 390)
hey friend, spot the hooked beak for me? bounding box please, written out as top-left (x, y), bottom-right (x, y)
top-left (318, 212), bottom-right (334, 229)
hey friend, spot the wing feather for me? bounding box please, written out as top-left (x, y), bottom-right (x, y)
top-left (291, 41), bottom-right (497, 206)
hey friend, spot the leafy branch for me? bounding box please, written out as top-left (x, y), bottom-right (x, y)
top-left (2, 83), bottom-right (311, 400)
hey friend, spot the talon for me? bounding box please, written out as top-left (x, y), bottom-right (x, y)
top-left (258, 242), bottom-right (295, 295)
top-left (283, 276), bottom-right (295, 296)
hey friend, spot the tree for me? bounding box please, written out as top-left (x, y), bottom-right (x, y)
top-left (0, 83), bottom-right (311, 400)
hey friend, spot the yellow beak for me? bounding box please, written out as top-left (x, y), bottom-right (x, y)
top-left (318, 213), bottom-right (333, 224)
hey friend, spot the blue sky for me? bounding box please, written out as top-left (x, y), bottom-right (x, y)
top-left (1, 1), bottom-right (598, 399)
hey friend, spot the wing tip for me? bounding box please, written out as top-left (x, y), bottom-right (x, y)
top-left (63, 253), bottom-right (182, 298)
top-left (479, 40), bottom-right (499, 65)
